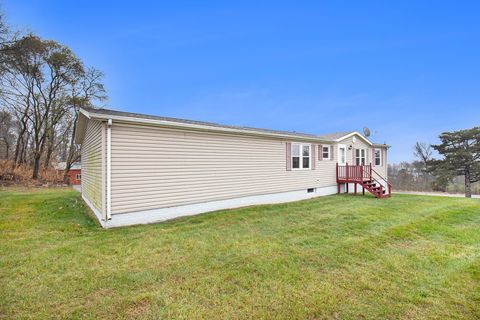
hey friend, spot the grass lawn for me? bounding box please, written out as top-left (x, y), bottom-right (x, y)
top-left (1, 188), bottom-right (479, 319)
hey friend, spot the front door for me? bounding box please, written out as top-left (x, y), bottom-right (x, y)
top-left (337, 144), bottom-right (346, 165)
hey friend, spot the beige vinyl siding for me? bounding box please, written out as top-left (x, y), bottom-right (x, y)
top-left (110, 123), bottom-right (338, 215)
top-left (337, 135), bottom-right (388, 178)
top-left (81, 119), bottom-right (104, 212)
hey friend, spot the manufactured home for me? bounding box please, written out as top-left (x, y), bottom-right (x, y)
top-left (75, 107), bottom-right (391, 228)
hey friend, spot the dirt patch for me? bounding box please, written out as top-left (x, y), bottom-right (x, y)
top-left (125, 297), bottom-right (152, 318)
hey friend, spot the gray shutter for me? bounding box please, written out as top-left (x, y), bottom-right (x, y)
top-left (330, 145), bottom-right (334, 161)
top-left (381, 149), bottom-right (384, 166)
top-left (311, 144), bottom-right (316, 170)
top-left (366, 148), bottom-right (370, 165)
top-left (352, 147), bottom-right (355, 165)
top-left (318, 144), bottom-right (323, 161)
top-left (286, 142), bottom-right (292, 171)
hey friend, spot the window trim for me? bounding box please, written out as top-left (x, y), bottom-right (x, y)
top-left (374, 148), bottom-right (382, 166)
top-left (76, 173), bottom-right (81, 181)
top-left (322, 145), bottom-right (330, 160)
top-left (291, 143), bottom-right (311, 170)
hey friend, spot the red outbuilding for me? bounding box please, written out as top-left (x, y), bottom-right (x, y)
top-left (55, 162), bottom-right (81, 185)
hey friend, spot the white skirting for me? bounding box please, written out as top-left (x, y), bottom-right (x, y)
top-left (85, 186), bottom-right (338, 228)
top-left (82, 194), bottom-right (107, 228)
top-left (340, 183), bottom-right (366, 193)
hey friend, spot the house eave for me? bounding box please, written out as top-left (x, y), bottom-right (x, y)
top-left (373, 143), bottom-right (391, 149)
top-left (74, 111), bottom-right (90, 144)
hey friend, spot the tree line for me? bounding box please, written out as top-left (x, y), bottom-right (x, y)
top-left (0, 11), bottom-right (106, 182)
top-left (388, 127), bottom-right (480, 198)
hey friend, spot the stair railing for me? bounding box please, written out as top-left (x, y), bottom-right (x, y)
top-left (336, 162), bottom-right (391, 197)
top-left (371, 166), bottom-right (392, 196)
top-left (337, 163), bottom-right (373, 182)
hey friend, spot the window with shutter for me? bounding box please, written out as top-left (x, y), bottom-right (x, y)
top-left (322, 145), bottom-right (330, 160)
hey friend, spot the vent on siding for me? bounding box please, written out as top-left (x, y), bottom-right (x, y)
top-left (307, 188), bottom-right (315, 193)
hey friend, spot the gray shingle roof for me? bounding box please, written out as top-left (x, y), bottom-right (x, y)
top-left (316, 131), bottom-right (355, 141)
top-left (82, 107), bottom-right (372, 143)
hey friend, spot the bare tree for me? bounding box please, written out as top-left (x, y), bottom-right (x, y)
top-left (0, 36), bottom-right (36, 166)
top-left (12, 106), bottom-right (31, 165)
top-left (0, 110), bottom-right (16, 158)
top-left (413, 142), bottom-right (433, 189)
top-left (414, 142), bottom-right (432, 165)
top-left (1, 35), bottom-right (84, 179)
top-left (0, 11), bottom-right (107, 183)
top-left (0, 12), bottom-right (8, 42)
top-left (62, 67), bottom-right (106, 183)
top-left (0, 11), bottom-right (22, 72)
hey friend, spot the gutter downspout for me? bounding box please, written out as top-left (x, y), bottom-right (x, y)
top-left (106, 119), bottom-right (112, 220)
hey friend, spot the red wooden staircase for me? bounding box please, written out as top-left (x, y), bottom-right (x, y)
top-left (336, 163), bottom-right (392, 198)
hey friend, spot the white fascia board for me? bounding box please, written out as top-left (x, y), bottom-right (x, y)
top-left (335, 131), bottom-right (373, 146)
top-left (74, 112), bottom-right (89, 144)
top-left (85, 111), bottom-right (334, 143)
top-left (79, 108), bottom-right (92, 119)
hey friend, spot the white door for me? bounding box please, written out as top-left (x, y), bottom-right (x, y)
top-left (337, 144), bottom-right (346, 165)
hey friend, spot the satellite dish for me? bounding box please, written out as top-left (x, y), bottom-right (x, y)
top-left (363, 127), bottom-right (371, 137)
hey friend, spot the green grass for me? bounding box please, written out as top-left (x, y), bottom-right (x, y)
top-left (1, 188), bottom-right (479, 319)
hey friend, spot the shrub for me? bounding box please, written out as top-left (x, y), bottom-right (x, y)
top-left (0, 160), bottom-right (64, 185)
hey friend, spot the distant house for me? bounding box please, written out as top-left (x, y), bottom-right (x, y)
top-left (75, 107), bottom-right (390, 228)
top-left (55, 162), bottom-right (81, 185)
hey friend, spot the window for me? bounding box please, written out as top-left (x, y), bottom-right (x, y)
top-left (374, 148), bottom-right (381, 166)
top-left (322, 145), bottom-right (330, 160)
top-left (355, 148), bottom-right (366, 165)
top-left (292, 143), bottom-right (311, 169)
top-left (76, 174), bottom-right (81, 181)
top-left (292, 144), bottom-right (300, 169)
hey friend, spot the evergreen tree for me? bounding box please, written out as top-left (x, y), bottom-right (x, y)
top-left (430, 127), bottom-right (480, 197)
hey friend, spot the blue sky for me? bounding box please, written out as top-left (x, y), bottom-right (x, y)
top-left (5, 1), bottom-right (480, 163)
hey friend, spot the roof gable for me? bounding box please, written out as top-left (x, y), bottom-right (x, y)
top-left (334, 131), bottom-right (374, 146)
